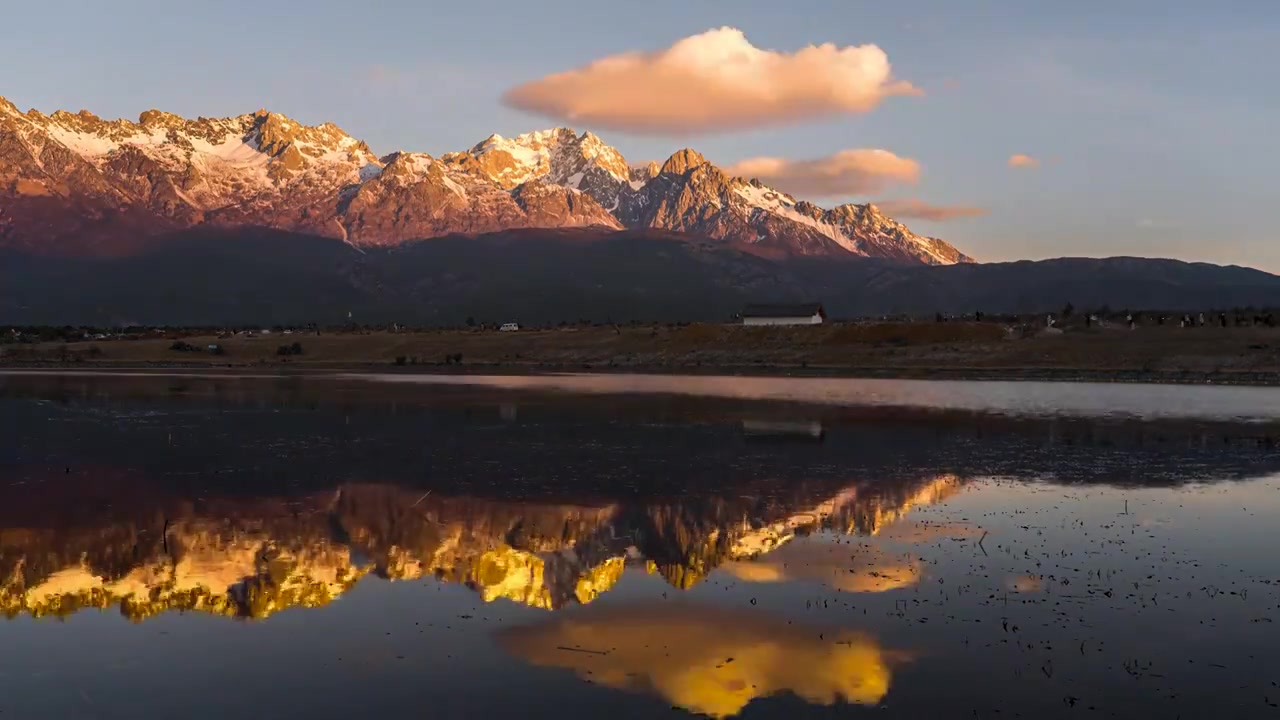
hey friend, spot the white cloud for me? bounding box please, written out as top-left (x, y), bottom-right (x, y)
top-left (1008, 154), bottom-right (1039, 168)
top-left (725, 149), bottom-right (920, 197)
top-left (498, 604), bottom-right (899, 717)
top-left (502, 27), bottom-right (919, 135)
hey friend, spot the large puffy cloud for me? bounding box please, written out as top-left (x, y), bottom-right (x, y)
top-left (503, 27), bottom-right (919, 134)
top-left (874, 198), bottom-right (988, 221)
top-left (498, 603), bottom-right (901, 718)
top-left (725, 149), bottom-right (920, 197)
top-left (1008, 154), bottom-right (1039, 168)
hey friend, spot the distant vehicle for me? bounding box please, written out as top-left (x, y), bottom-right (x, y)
top-left (499, 322), bottom-right (521, 332)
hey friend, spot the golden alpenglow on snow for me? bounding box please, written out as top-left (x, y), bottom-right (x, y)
top-left (0, 520), bottom-right (365, 621)
top-left (498, 604), bottom-right (901, 718)
top-left (0, 474), bottom-right (968, 620)
top-left (6, 0), bottom-right (1280, 716)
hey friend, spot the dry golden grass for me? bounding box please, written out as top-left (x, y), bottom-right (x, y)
top-left (669, 322), bottom-right (1005, 350)
top-left (4, 322), bottom-right (1279, 379)
top-left (821, 322), bottom-right (1007, 345)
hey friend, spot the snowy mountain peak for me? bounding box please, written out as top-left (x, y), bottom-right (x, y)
top-left (829, 202), bottom-right (892, 228)
top-left (467, 125), bottom-right (629, 191)
top-left (0, 100), bottom-right (385, 218)
top-left (370, 151), bottom-right (474, 193)
top-left (245, 111), bottom-right (367, 159)
top-left (629, 161), bottom-right (661, 185)
top-left (660, 149), bottom-right (708, 176)
top-left (0, 97), bottom-right (972, 265)
top-left (137, 108), bottom-right (186, 128)
top-left (514, 127), bottom-right (578, 144)
top-left (472, 127), bottom-right (575, 156)
top-left (708, 176), bottom-right (973, 263)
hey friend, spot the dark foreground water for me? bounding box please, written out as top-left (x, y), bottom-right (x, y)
top-left (2, 372), bottom-right (1280, 719)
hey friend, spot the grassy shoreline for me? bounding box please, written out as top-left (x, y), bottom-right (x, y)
top-left (4, 322), bottom-right (1280, 386)
top-left (3, 363), bottom-right (1280, 386)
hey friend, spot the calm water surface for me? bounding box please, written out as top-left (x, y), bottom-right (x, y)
top-left (1, 372), bottom-right (1279, 719)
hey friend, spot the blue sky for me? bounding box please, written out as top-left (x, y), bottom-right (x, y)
top-left (2, 0), bottom-right (1276, 268)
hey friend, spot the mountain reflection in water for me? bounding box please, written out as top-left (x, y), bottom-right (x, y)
top-left (0, 474), bottom-right (962, 620)
top-left (4, 373), bottom-right (1280, 719)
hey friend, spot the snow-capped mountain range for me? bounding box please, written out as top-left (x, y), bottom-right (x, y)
top-left (0, 97), bottom-right (971, 264)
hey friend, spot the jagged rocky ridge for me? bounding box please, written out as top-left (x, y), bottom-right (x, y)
top-left (0, 96), bottom-right (970, 264)
top-left (0, 475), bottom-right (963, 619)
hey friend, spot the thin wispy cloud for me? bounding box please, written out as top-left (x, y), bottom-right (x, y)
top-left (725, 149), bottom-right (920, 197)
top-left (1008, 154), bottom-right (1039, 168)
top-left (874, 198), bottom-right (988, 221)
top-left (503, 27), bottom-right (919, 135)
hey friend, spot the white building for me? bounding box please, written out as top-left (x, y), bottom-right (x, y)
top-left (740, 303), bottom-right (826, 326)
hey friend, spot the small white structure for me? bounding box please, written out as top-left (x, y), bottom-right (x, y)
top-left (741, 303), bottom-right (826, 326)
top-left (499, 322), bottom-right (521, 332)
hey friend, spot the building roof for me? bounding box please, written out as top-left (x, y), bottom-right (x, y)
top-left (741, 303), bottom-right (826, 318)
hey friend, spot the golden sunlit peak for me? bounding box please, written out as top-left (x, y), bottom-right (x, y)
top-left (573, 557), bottom-right (625, 605)
top-left (466, 546), bottom-right (628, 610)
top-left (858, 474), bottom-right (965, 536)
top-left (2, 474), bottom-right (975, 621)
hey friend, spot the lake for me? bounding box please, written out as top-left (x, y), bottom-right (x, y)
top-left (2, 372), bottom-right (1279, 719)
